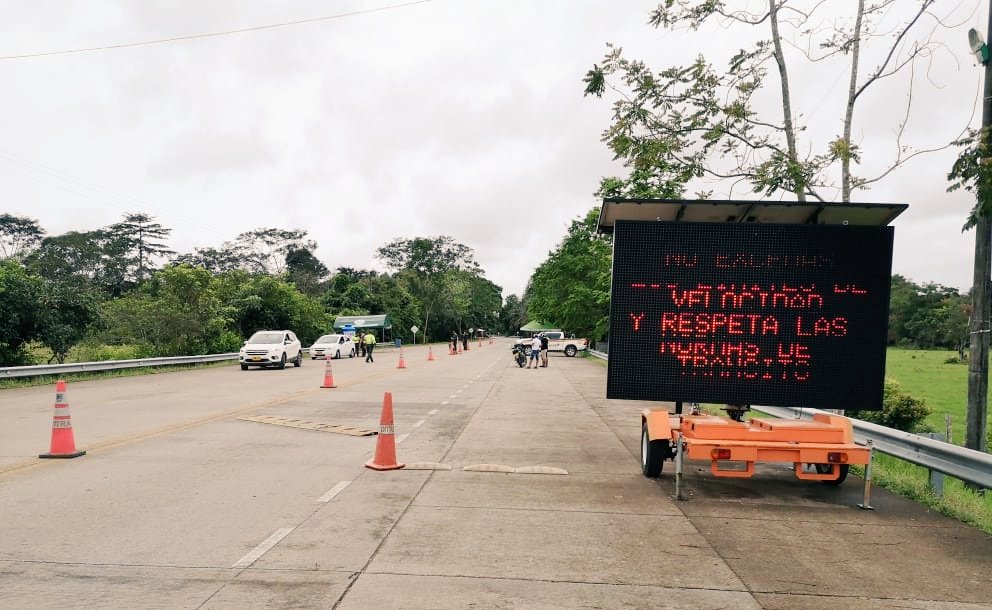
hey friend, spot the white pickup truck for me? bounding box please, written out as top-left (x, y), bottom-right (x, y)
top-left (517, 330), bottom-right (589, 357)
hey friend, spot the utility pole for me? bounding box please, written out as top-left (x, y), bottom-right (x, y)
top-left (966, 6), bottom-right (992, 455)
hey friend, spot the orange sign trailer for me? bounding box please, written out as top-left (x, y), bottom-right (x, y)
top-left (599, 199), bottom-right (906, 502)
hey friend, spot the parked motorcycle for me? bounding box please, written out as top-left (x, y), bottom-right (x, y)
top-left (511, 343), bottom-right (529, 367)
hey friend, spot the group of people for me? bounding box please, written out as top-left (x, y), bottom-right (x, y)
top-left (449, 332), bottom-right (471, 353)
top-left (526, 333), bottom-right (549, 369)
top-left (350, 331), bottom-right (377, 363)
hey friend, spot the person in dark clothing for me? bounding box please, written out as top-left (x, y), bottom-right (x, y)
top-left (539, 333), bottom-right (550, 367)
top-left (462, 333), bottom-right (469, 351)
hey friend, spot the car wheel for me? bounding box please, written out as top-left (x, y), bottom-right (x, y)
top-left (349, 348), bottom-right (355, 358)
top-left (294, 351), bottom-right (302, 367)
top-left (278, 353), bottom-right (287, 370)
top-left (240, 363), bottom-right (248, 370)
top-left (564, 345), bottom-right (577, 357)
top-left (335, 349), bottom-right (341, 360)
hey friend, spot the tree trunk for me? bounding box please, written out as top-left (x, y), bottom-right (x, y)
top-left (769, 0), bottom-right (805, 202)
top-left (966, 213), bottom-right (990, 453)
top-left (966, 6), bottom-right (992, 456)
top-left (842, 0), bottom-right (865, 203)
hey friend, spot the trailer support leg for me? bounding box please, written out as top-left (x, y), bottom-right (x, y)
top-left (857, 440), bottom-right (875, 511)
top-left (674, 432), bottom-right (686, 501)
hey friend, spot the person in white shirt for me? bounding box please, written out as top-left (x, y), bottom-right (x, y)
top-left (527, 335), bottom-right (542, 369)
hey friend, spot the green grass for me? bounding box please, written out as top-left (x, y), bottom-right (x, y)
top-left (884, 347), bottom-right (986, 445)
top-left (0, 360), bottom-right (232, 390)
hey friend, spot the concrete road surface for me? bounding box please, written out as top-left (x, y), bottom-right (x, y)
top-left (0, 341), bottom-right (989, 609)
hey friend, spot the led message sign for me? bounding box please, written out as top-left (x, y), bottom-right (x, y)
top-left (607, 221), bottom-right (893, 410)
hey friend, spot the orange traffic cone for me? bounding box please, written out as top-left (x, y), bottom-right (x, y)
top-left (365, 392), bottom-right (404, 471)
top-left (478, 338), bottom-right (482, 348)
top-left (427, 346), bottom-right (435, 361)
top-left (320, 355), bottom-right (337, 388)
top-left (457, 343), bottom-right (462, 354)
top-left (39, 380), bottom-right (85, 459)
top-left (489, 337), bottom-right (493, 345)
top-left (448, 343), bottom-right (455, 356)
top-left (397, 348), bottom-right (407, 369)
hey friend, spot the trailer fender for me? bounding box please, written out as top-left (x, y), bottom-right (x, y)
top-left (641, 409), bottom-right (674, 443)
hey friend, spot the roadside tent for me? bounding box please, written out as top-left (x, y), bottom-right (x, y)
top-left (333, 315), bottom-right (393, 343)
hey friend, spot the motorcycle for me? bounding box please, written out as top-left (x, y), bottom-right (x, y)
top-left (511, 342), bottom-right (529, 367)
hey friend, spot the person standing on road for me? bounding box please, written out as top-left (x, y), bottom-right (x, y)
top-left (527, 334), bottom-right (542, 369)
top-left (450, 332), bottom-right (458, 353)
top-left (539, 333), bottom-right (550, 368)
top-left (352, 333), bottom-right (362, 358)
top-left (363, 331), bottom-right (376, 363)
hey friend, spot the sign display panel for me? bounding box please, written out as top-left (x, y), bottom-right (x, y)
top-left (607, 221), bottom-right (893, 410)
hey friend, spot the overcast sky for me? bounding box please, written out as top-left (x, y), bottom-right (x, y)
top-left (0, 0), bottom-right (987, 297)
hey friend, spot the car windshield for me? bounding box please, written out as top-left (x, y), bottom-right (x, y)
top-left (316, 335), bottom-right (339, 344)
top-left (248, 332), bottom-right (285, 344)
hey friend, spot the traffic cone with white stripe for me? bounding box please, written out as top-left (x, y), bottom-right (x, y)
top-left (365, 392), bottom-right (404, 471)
top-left (39, 380), bottom-right (85, 459)
top-left (320, 355), bottom-right (337, 388)
top-left (427, 346), bottom-right (435, 361)
top-left (397, 348), bottom-right (407, 369)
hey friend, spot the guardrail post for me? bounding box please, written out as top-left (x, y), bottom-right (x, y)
top-left (858, 439), bottom-right (875, 511)
top-left (674, 433), bottom-right (686, 501)
top-left (926, 433), bottom-right (946, 497)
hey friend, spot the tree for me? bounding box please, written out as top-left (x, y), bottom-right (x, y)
top-left (0, 214), bottom-right (45, 261)
top-left (231, 228), bottom-right (316, 275)
top-left (0, 260), bottom-right (42, 365)
top-left (526, 209), bottom-right (612, 341)
top-left (376, 236), bottom-right (482, 340)
top-left (105, 213), bottom-right (176, 284)
top-left (97, 265), bottom-right (238, 356)
top-left (35, 282), bottom-right (100, 363)
top-left (25, 231), bottom-right (107, 286)
top-left (498, 294), bottom-right (528, 336)
top-left (584, 1), bottom-right (956, 202)
top-left (285, 248), bottom-right (329, 295)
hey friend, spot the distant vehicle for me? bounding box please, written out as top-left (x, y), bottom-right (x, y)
top-left (310, 334), bottom-right (356, 360)
top-left (515, 330), bottom-right (589, 357)
top-left (239, 330), bottom-right (303, 370)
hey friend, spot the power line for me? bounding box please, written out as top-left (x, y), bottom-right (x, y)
top-left (0, 0), bottom-right (433, 61)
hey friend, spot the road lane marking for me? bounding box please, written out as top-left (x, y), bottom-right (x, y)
top-left (413, 419), bottom-right (426, 428)
top-left (448, 394), bottom-right (457, 399)
top-left (428, 409), bottom-right (438, 415)
top-left (233, 527), bottom-right (294, 568)
top-left (396, 433), bottom-right (410, 444)
top-left (317, 481), bottom-right (351, 503)
top-left (441, 401), bottom-right (449, 405)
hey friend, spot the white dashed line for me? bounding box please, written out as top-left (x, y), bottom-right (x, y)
top-left (396, 433), bottom-right (410, 444)
top-left (455, 390), bottom-right (462, 395)
top-left (233, 527), bottom-right (294, 568)
top-left (317, 481), bottom-right (351, 504)
top-left (413, 419), bottom-right (426, 428)
top-left (441, 401), bottom-right (449, 405)
top-left (448, 394), bottom-right (457, 399)
top-left (428, 409), bottom-right (438, 415)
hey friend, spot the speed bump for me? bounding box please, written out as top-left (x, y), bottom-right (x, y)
top-left (238, 415), bottom-right (377, 437)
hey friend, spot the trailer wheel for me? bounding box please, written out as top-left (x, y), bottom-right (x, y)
top-left (641, 423), bottom-right (668, 478)
top-left (815, 463), bottom-right (849, 485)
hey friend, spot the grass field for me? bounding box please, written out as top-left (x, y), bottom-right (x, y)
top-left (884, 347), bottom-right (989, 445)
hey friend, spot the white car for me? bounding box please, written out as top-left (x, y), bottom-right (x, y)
top-left (310, 334), bottom-right (356, 360)
top-left (239, 330), bottom-right (303, 370)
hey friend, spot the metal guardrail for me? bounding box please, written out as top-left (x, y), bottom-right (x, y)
top-left (587, 349), bottom-right (990, 489)
top-left (752, 405), bottom-right (992, 489)
top-left (0, 353), bottom-right (241, 378)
